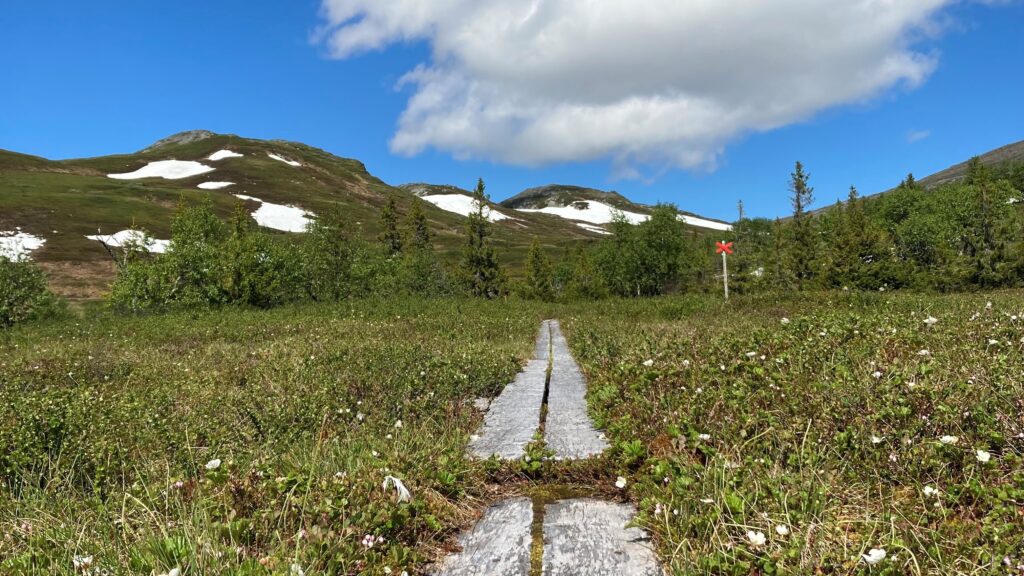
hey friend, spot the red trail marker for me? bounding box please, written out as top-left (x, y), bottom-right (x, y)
top-left (716, 241), bottom-right (734, 299)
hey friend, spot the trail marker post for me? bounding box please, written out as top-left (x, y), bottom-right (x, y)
top-left (716, 241), bottom-right (734, 300)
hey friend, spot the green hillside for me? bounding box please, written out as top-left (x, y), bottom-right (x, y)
top-left (0, 132), bottom-right (599, 298)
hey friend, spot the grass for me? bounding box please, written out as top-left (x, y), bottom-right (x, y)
top-left (2, 291), bottom-right (1021, 574)
top-left (0, 298), bottom-right (549, 575)
top-left (565, 291), bottom-right (1024, 574)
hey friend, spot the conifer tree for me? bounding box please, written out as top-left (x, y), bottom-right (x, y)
top-left (787, 161), bottom-right (815, 290)
top-left (460, 178), bottom-right (503, 298)
top-left (965, 157), bottom-right (989, 186)
top-left (379, 194), bottom-right (403, 256)
top-left (567, 245), bottom-right (606, 300)
top-left (900, 173), bottom-right (917, 190)
top-left (405, 196), bottom-right (432, 250)
top-left (771, 217), bottom-right (788, 289)
top-left (523, 238), bottom-right (554, 301)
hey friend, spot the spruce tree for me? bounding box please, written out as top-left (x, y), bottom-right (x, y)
top-left (405, 196), bottom-right (432, 250)
top-left (967, 162), bottom-right (1001, 286)
top-left (460, 178), bottom-right (503, 298)
top-left (901, 173), bottom-right (917, 190)
top-left (771, 217), bottom-right (788, 289)
top-left (567, 245), bottom-right (606, 300)
top-left (524, 238), bottom-right (554, 301)
top-left (379, 194), bottom-right (403, 256)
top-left (787, 161), bottom-right (815, 290)
top-left (966, 157), bottom-right (989, 186)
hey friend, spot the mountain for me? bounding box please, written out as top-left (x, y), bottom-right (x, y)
top-left (0, 132), bottom-right (617, 298)
top-left (500, 184), bottom-right (734, 233)
top-left (914, 140), bottom-right (1024, 189)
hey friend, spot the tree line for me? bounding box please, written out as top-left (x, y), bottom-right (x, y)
top-left (1, 158), bottom-right (1022, 325)
top-left (727, 158), bottom-right (1024, 293)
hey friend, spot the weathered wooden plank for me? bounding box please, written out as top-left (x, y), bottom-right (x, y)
top-left (469, 321), bottom-right (551, 460)
top-left (542, 499), bottom-right (663, 576)
top-left (544, 320), bottom-right (608, 459)
top-left (431, 497), bottom-right (533, 576)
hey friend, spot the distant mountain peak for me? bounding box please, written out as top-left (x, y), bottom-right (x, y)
top-left (142, 130), bottom-right (219, 152)
top-left (398, 183), bottom-right (472, 197)
top-left (500, 184), bottom-right (636, 211)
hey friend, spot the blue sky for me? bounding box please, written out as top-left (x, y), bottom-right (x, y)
top-left (1, 1), bottom-right (1021, 221)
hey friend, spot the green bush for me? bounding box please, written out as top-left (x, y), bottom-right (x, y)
top-left (0, 257), bottom-right (60, 328)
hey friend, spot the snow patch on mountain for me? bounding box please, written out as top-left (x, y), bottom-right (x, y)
top-left (86, 230), bottom-right (170, 254)
top-left (108, 160), bottom-right (215, 180)
top-left (233, 194), bottom-right (313, 232)
top-left (422, 194), bottom-right (513, 222)
top-left (678, 214), bottom-right (733, 232)
top-left (198, 182), bottom-right (236, 190)
top-left (576, 223), bottom-right (612, 235)
top-left (0, 231), bottom-right (46, 260)
top-left (267, 153), bottom-right (302, 167)
top-left (516, 200), bottom-right (648, 226)
top-left (209, 150), bottom-right (244, 161)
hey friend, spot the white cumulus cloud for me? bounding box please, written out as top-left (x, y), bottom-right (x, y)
top-left (317, 0), bottom-right (976, 173)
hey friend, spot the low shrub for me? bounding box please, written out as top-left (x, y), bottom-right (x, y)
top-left (0, 257), bottom-right (61, 328)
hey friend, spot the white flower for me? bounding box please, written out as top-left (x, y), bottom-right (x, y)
top-left (988, 339), bottom-right (999, 346)
top-left (976, 449), bottom-right (992, 463)
top-left (917, 349), bottom-right (931, 357)
top-left (745, 352), bottom-right (757, 359)
top-left (383, 475), bottom-right (412, 503)
top-left (643, 359), bottom-right (654, 367)
top-left (939, 435), bottom-right (959, 445)
top-left (924, 316), bottom-right (938, 327)
top-left (872, 371), bottom-right (883, 379)
top-left (615, 476), bottom-right (627, 489)
top-left (356, 412), bottom-right (366, 421)
top-left (394, 419), bottom-right (403, 429)
top-left (986, 301), bottom-right (993, 310)
top-left (168, 569), bottom-right (181, 576)
top-left (923, 485), bottom-right (939, 498)
top-left (698, 434), bottom-right (711, 441)
top-left (775, 524), bottom-right (790, 536)
top-left (871, 435), bottom-right (884, 445)
top-left (746, 531), bottom-right (766, 546)
top-left (862, 548), bottom-right (887, 565)
top-left (682, 360), bottom-right (691, 367)
top-left (781, 318), bottom-right (791, 325)
top-left (290, 564), bottom-right (305, 576)
top-left (362, 534), bottom-right (377, 548)
top-left (204, 459), bottom-right (221, 470)
top-left (73, 555), bottom-right (94, 570)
